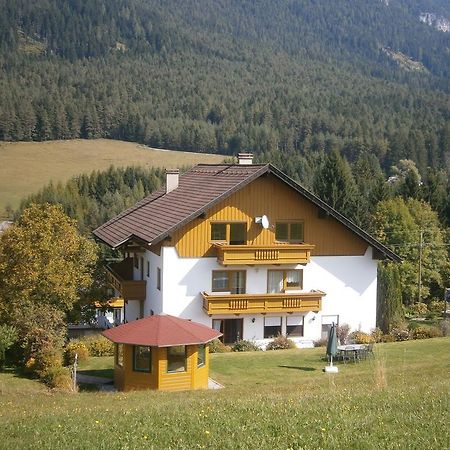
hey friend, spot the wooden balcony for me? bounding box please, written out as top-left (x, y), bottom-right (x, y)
top-left (106, 258), bottom-right (146, 302)
top-left (214, 243), bottom-right (315, 266)
top-left (201, 290), bottom-right (324, 315)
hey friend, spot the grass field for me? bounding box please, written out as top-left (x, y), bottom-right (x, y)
top-left (1, 338), bottom-right (449, 449)
top-left (0, 139), bottom-right (224, 216)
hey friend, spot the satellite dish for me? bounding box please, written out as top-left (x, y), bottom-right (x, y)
top-left (255, 215), bottom-right (270, 229)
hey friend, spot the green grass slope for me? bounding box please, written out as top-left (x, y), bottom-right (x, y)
top-left (0, 139), bottom-right (224, 216)
top-left (1, 338), bottom-right (449, 449)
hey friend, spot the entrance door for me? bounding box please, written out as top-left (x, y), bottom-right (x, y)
top-left (212, 319), bottom-right (243, 344)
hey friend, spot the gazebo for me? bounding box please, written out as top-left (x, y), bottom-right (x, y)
top-left (102, 315), bottom-right (222, 392)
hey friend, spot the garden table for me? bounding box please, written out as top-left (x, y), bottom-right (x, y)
top-left (337, 344), bottom-right (366, 363)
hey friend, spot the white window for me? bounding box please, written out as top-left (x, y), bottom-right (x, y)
top-left (321, 315), bottom-right (339, 340)
top-left (286, 316), bottom-right (304, 337)
top-left (264, 316), bottom-right (282, 338)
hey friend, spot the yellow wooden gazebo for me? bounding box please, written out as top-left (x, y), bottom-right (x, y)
top-left (102, 315), bottom-right (222, 392)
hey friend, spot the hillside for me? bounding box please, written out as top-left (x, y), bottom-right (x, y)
top-left (0, 0), bottom-right (449, 177)
top-left (0, 139), bottom-right (223, 215)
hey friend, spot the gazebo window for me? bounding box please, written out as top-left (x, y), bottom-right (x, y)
top-left (133, 345), bottom-right (152, 372)
top-left (116, 343), bottom-right (124, 367)
top-left (167, 345), bottom-right (187, 373)
top-left (197, 344), bottom-right (206, 367)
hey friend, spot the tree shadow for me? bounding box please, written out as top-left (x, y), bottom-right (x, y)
top-left (278, 365), bottom-right (316, 371)
top-left (78, 368), bottom-right (114, 379)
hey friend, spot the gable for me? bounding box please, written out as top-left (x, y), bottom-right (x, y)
top-left (171, 174), bottom-right (368, 257)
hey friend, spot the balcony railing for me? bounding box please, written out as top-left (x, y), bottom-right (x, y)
top-left (106, 258), bottom-right (146, 301)
top-left (214, 243), bottom-right (315, 265)
top-left (201, 290), bottom-right (324, 315)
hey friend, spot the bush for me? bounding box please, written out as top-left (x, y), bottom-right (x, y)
top-left (371, 327), bottom-right (383, 343)
top-left (380, 334), bottom-right (395, 343)
top-left (411, 326), bottom-right (442, 340)
top-left (313, 337), bottom-right (328, 347)
top-left (266, 335), bottom-right (296, 350)
top-left (33, 349), bottom-right (63, 378)
top-left (0, 324), bottom-right (18, 369)
top-left (336, 324), bottom-right (350, 344)
top-left (429, 300), bottom-right (445, 314)
top-left (209, 339), bottom-right (231, 353)
top-left (232, 340), bottom-right (260, 352)
top-left (439, 320), bottom-right (450, 337)
top-left (64, 340), bottom-right (89, 365)
top-left (83, 335), bottom-right (114, 356)
top-left (348, 331), bottom-right (374, 344)
top-left (409, 302), bottom-right (428, 317)
top-left (390, 327), bottom-right (411, 341)
top-left (44, 366), bottom-right (74, 391)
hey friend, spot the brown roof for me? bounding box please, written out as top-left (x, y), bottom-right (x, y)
top-left (92, 163), bottom-right (400, 262)
top-left (102, 315), bottom-right (222, 347)
top-left (93, 164), bottom-right (267, 249)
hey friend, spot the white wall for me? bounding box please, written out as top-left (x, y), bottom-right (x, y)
top-left (156, 246), bottom-right (378, 342)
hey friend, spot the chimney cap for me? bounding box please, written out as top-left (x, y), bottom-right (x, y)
top-left (166, 169), bottom-right (180, 174)
top-left (237, 153), bottom-right (254, 165)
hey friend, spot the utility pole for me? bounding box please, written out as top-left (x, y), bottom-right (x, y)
top-left (417, 229), bottom-right (423, 304)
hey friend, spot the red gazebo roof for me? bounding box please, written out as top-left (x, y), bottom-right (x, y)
top-left (102, 315), bottom-right (222, 347)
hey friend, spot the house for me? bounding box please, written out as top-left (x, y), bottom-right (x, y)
top-left (102, 314), bottom-right (221, 391)
top-left (93, 154), bottom-right (400, 348)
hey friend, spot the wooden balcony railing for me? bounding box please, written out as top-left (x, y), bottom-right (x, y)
top-left (214, 243), bottom-right (315, 265)
top-left (106, 258), bottom-right (146, 302)
top-left (201, 290), bottom-right (324, 315)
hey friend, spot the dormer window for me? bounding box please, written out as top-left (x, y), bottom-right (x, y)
top-left (210, 222), bottom-right (246, 245)
top-left (275, 222), bottom-right (304, 243)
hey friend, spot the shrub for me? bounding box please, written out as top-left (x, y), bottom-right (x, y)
top-left (83, 335), bottom-right (114, 356)
top-left (44, 366), bottom-right (74, 391)
top-left (64, 340), bottom-right (89, 365)
top-left (439, 320), bottom-right (450, 337)
top-left (411, 326), bottom-right (442, 340)
top-left (209, 339), bottom-right (231, 353)
top-left (0, 324), bottom-right (18, 369)
top-left (409, 302), bottom-right (428, 317)
top-left (371, 327), bottom-right (383, 343)
top-left (429, 300), bottom-right (445, 314)
top-left (348, 331), bottom-right (374, 344)
top-left (380, 334), bottom-right (395, 343)
top-left (232, 340), bottom-right (260, 352)
top-left (313, 337), bottom-right (327, 347)
top-left (33, 349), bottom-right (63, 378)
top-left (390, 327), bottom-right (411, 341)
top-left (266, 335), bottom-right (296, 350)
top-left (336, 324), bottom-right (350, 344)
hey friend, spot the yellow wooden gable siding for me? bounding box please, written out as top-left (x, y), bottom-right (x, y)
top-left (171, 175), bottom-right (368, 257)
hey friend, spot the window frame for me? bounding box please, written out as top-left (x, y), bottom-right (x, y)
top-left (133, 345), bottom-right (152, 373)
top-left (209, 221), bottom-right (247, 245)
top-left (275, 221), bottom-right (305, 243)
top-left (264, 316), bottom-right (282, 339)
top-left (115, 343), bottom-right (124, 367)
top-left (197, 344), bottom-right (206, 368)
top-left (212, 270), bottom-right (246, 294)
top-left (167, 345), bottom-right (187, 373)
top-left (267, 269), bottom-right (303, 293)
top-left (286, 316), bottom-right (304, 337)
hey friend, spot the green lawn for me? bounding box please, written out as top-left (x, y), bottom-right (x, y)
top-left (1, 338), bottom-right (449, 449)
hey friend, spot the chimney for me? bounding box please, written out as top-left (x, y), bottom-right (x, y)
top-left (237, 153), bottom-right (254, 165)
top-left (166, 169), bottom-right (179, 194)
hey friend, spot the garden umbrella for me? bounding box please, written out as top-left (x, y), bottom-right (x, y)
top-left (325, 322), bottom-right (338, 373)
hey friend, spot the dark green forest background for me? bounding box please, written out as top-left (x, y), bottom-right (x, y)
top-left (1, 0), bottom-right (450, 308)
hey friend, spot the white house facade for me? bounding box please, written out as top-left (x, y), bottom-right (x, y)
top-left (94, 155), bottom-right (399, 348)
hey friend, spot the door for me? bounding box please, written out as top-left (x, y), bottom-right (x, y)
top-left (212, 319), bottom-right (243, 344)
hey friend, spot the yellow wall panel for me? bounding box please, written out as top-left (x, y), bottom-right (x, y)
top-left (172, 175), bottom-right (368, 257)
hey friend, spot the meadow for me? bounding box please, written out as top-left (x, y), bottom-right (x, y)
top-left (1, 338), bottom-right (449, 449)
top-left (0, 139), bottom-right (224, 215)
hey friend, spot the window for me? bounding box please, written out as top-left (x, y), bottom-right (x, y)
top-left (210, 222), bottom-right (247, 245)
top-left (264, 317), bottom-right (282, 338)
top-left (275, 222), bottom-right (304, 243)
top-left (267, 270), bottom-right (303, 293)
top-left (167, 346), bottom-right (187, 373)
top-left (197, 344), bottom-right (206, 367)
top-left (321, 315), bottom-right (339, 340)
top-left (212, 270), bottom-right (246, 294)
top-left (157, 267), bottom-right (161, 290)
top-left (287, 316), bottom-right (304, 337)
top-left (116, 343), bottom-right (124, 367)
top-left (146, 261), bottom-right (150, 278)
top-left (133, 345), bottom-right (152, 372)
